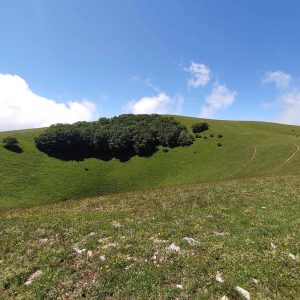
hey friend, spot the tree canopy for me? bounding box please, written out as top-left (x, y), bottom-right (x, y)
top-left (35, 114), bottom-right (194, 161)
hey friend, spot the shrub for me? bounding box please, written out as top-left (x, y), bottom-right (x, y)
top-left (195, 134), bottom-right (202, 138)
top-left (217, 143), bottom-right (222, 147)
top-left (2, 136), bottom-right (18, 148)
top-left (191, 122), bottom-right (209, 133)
top-left (210, 133), bottom-right (214, 138)
top-left (204, 136), bottom-right (207, 139)
top-left (178, 131), bottom-right (194, 146)
top-left (162, 147), bottom-right (169, 153)
top-left (218, 134), bottom-right (223, 138)
top-left (2, 136), bottom-right (22, 153)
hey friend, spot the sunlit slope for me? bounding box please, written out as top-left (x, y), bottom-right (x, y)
top-left (1, 116), bottom-right (300, 208)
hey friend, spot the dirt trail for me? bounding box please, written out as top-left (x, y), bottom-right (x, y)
top-left (251, 146), bottom-right (257, 160)
top-left (282, 143), bottom-right (300, 165)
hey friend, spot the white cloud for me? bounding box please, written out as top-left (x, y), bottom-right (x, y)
top-left (278, 90), bottom-right (300, 124)
top-left (199, 83), bottom-right (236, 118)
top-left (262, 70), bottom-right (300, 124)
top-left (262, 70), bottom-right (291, 89)
top-left (185, 62), bottom-right (210, 88)
top-left (125, 92), bottom-right (183, 115)
top-left (0, 74), bottom-right (96, 131)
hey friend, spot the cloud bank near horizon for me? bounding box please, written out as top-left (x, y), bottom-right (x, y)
top-left (0, 74), bottom-right (96, 131)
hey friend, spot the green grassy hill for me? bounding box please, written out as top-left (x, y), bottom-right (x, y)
top-left (1, 116), bottom-right (300, 208)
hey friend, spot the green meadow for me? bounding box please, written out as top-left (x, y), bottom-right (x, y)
top-left (0, 116), bottom-right (299, 299)
top-left (1, 116), bottom-right (300, 209)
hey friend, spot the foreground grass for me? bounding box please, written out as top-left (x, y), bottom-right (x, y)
top-left (1, 175), bottom-right (299, 299)
top-left (1, 117), bottom-right (300, 209)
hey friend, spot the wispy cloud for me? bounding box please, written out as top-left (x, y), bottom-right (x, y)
top-left (0, 73), bottom-right (96, 131)
top-left (262, 70), bottom-right (300, 124)
top-left (199, 83), bottom-right (236, 118)
top-left (262, 70), bottom-right (291, 89)
top-left (185, 62), bottom-right (211, 88)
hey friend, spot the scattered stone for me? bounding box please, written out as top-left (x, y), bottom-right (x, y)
top-left (24, 270), bottom-right (43, 285)
top-left (261, 206), bottom-right (266, 209)
top-left (175, 284), bottom-right (183, 289)
top-left (288, 253), bottom-right (297, 260)
top-left (220, 296), bottom-right (229, 300)
top-left (99, 255), bottom-right (106, 261)
top-left (39, 238), bottom-right (48, 244)
top-left (183, 237), bottom-right (197, 245)
top-left (167, 243), bottom-right (180, 253)
top-left (271, 242), bottom-right (277, 250)
top-left (102, 242), bottom-right (117, 249)
top-left (214, 231), bottom-right (229, 237)
top-left (235, 286), bottom-right (250, 300)
top-left (87, 250), bottom-right (93, 257)
top-left (98, 237), bottom-right (110, 243)
top-left (252, 278), bottom-right (259, 284)
top-left (112, 221), bottom-right (121, 228)
top-left (89, 232), bottom-right (95, 236)
top-left (215, 271), bottom-right (224, 283)
top-left (74, 247), bottom-right (86, 254)
top-left (153, 238), bottom-right (168, 244)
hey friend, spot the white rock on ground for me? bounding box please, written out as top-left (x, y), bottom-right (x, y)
top-left (183, 237), bottom-right (197, 245)
top-left (74, 247), bottom-right (86, 254)
top-left (24, 270), bottom-right (43, 285)
top-left (270, 242), bottom-right (277, 249)
top-left (288, 253), bottom-right (297, 260)
top-left (167, 243), bottom-right (180, 253)
top-left (215, 271), bottom-right (224, 283)
top-left (99, 255), bottom-right (106, 261)
top-left (252, 278), bottom-right (259, 284)
top-left (220, 296), bottom-right (229, 300)
top-left (175, 284), bottom-right (183, 289)
top-left (39, 238), bottom-right (48, 244)
top-left (112, 221), bottom-right (121, 228)
top-left (87, 250), bottom-right (93, 257)
top-left (235, 286), bottom-right (250, 300)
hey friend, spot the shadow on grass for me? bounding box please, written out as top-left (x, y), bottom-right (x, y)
top-left (3, 145), bottom-right (23, 153)
top-left (40, 147), bottom-right (159, 162)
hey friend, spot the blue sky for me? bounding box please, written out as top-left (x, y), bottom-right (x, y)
top-left (1, 0), bottom-right (300, 130)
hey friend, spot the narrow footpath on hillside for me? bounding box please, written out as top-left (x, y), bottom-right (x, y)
top-left (251, 146), bottom-right (257, 160)
top-left (282, 143), bottom-right (300, 165)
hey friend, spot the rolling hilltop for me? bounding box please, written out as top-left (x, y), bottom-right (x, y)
top-left (1, 115), bottom-right (300, 209)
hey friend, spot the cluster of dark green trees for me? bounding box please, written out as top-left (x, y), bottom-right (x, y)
top-left (35, 114), bottom-right (194, 159)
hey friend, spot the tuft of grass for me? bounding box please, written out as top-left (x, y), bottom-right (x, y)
top-left (0, 175), bottom-right (299, 299)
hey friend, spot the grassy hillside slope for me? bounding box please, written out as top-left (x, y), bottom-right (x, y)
top-left (1, 116), bottom-right (300, 208)
top-left (1, 175), bottom-right (299, 299)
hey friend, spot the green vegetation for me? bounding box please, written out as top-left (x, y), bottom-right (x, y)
top-left (191, 122), bottom-right (209, 133)
top-left (1, 115), bottom-right (300, 298)
top-left (35, 114), bottom-right (193, 160)
top-left (2, 136), bottom-right (22, 153)
top-left (0, 175), bottom-right (299, 299)
top-left (1, 116), bottom-right (300, 209)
